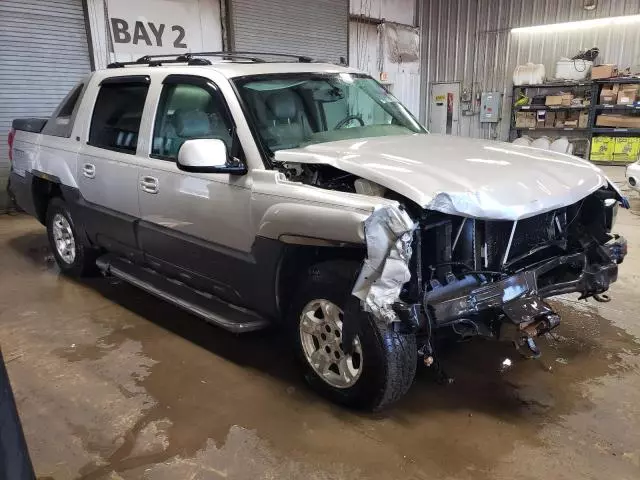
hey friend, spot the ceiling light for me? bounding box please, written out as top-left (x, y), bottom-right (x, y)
top-left (511, 14), bottom-right (640, 34)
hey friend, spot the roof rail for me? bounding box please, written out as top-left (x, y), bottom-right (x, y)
top-left (107, 51), bottom-right (314, 69)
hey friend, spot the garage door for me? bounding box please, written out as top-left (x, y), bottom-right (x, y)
top-left (0, 0), bottom-right (91, 205)
top-left (231, 0), bottom-right (348, 63)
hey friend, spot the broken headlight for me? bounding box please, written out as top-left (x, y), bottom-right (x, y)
top-left (604, 198), bottom-right (618, 232)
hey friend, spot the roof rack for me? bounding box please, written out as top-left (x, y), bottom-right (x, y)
top-left (107, 51), bottom-right (315, 69)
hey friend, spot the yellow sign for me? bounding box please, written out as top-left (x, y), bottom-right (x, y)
top-left (435, 95), bottom-right (446, 102)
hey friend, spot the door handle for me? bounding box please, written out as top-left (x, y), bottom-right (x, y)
top-left (140, 176), bottom-right (159, 194)
top-left (82, 163), bottom-right (96, 179)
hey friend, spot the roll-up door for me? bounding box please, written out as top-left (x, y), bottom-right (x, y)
top-left (0, 0), bottom-right (91, 207)
top-left (231, 0), bottom-right (348, 63)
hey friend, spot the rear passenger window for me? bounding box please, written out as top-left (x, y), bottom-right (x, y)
top-left (89, 82), bottom-right (149, 154)
top-left (41, 82), bottom-right (86, 138)
top-left (152, 83), bottom-right (233, 160)
top-left (58, 84), bottom-right (84, 118)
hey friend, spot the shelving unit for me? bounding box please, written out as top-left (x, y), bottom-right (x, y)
top-left (509, 78), bottom-right (640, 165)
top-left (590, 78), bottom-right (640, 165)
top-left (509, 82), bottom-right (593, 159)
top-left (513, 127), bottom-right (590, 132)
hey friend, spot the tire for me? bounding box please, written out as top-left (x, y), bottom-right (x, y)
top-left (46, 197), bottom-right (96, 277)
top-left (288, 260), bottom-right (417, 411)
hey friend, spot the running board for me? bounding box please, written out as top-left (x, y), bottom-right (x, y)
top-left (96, 255), bottom-right (270, 333)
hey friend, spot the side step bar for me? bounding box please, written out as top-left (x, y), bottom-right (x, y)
top-left (96, 255), bottom-right (270, 333)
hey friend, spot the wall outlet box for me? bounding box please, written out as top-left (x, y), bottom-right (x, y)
top-left (480, 92), bottom-right (502, 123)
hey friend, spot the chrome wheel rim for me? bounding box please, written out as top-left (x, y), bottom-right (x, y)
top-left (299, 299), bottom-right (363, 389)
top-left (52, 213), bottom-right (76, 264)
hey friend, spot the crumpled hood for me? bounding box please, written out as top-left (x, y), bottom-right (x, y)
top-left (275, 134), bottom-right (616, 220)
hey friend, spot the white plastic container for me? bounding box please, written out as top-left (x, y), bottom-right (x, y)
top-left (555, 58), bottom-right (592, 81)
top-left (513, 63), bottom-right (546, 85)
top-left (550, 137), bottom-right (570, 154)
top-left (512, 136), bottom-right (532, 147)
top-left (531, 136), bottom-right (552, 150)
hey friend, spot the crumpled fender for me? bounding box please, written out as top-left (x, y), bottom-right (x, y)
top-left (351, 205), bottom-right (416, 323)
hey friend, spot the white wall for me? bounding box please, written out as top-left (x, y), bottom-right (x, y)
top-left (349, 0), bottom-right (416, 26)
top-left (85, 0), bottom-right (223, 69)
top-left (349, 0), bottom-right (421, 116)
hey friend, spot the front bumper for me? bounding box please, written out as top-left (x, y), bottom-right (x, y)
top-left (422, 235), bottom-right (626, 329)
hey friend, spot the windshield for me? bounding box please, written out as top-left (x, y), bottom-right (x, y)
top-left (233, 73), bottom-right (426, 153)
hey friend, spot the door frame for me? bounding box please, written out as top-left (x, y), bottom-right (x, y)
top-left (428, 81), bottom-right (461, 136)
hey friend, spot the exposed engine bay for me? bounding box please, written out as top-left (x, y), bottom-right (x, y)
top-left (280, 162), bottom-right (361, 194)
top-left (399, 190), bottom-right (626, 359)
top-left (278, 161), bottom-right (628, 362)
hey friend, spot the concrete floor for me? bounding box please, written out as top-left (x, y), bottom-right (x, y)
top-left (1, 170), bottom-right (640, 479)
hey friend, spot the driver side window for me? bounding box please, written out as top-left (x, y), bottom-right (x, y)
top-left (152, 82), bottom-right (233, 160)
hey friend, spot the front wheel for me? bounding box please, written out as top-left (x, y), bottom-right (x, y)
top-left (289, 261), bottom-right (417, 411)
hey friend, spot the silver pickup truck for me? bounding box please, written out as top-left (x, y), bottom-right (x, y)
top-left (7, 52), bottom-right (628, 410)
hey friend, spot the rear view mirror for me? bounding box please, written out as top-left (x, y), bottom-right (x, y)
top-left (177, 139), bottom-right (246, 174)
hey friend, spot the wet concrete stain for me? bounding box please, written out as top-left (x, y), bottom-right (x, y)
top-left (2, 213), bottom-right (640, 480)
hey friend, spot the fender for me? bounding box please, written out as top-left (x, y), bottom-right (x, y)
top-left (256, 202), bottom-right (369, 246)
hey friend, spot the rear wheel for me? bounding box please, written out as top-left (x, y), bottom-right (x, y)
top-left (289, 261), bottom-right (417, 411)
top-left (46, 197), bottom-right (96, 277)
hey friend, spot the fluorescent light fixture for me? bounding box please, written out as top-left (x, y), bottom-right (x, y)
top-left (511, 14), bottom-right (640, 33)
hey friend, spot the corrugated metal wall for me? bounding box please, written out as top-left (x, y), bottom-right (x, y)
top-left (0, 0), bottom-right (91, 210)
top-left (232, 0), bottom-right (348, 62)
top-left (421, 0), bottom-right (640, 139)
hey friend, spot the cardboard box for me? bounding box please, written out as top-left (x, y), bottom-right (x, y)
top-left (515, 111), bottom-right (536, 128)
top-left (561, 93), bottom-right (574, 106)
top-left (579, 111), bottom-right (589, 128)
top-left (600, 84), bottom-right (620, 105)
top-left (563, 111), bottom-right (580, 127)
top-left (613, 137), bottom-right (640, 162)
top-left (591, 64), bottom-right (618, 80)
top-left (545, 95), bottom-right (563, 106)
top-left (596, 114), bottom-right (640, 128)
top-left (617, 84), bottom-right (639, 105)
top-left (590, 136), bottom-right (615, 161)
top-left (545, 112), bottom-right (556, 128)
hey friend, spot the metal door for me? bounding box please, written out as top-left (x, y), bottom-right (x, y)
top-left (137, 75), bottom-right (253, 303)
top-left (77, 144), bottom-right (141, 254)
top-left (428, 82), bottom-right (461, 135)
top-left (231, 0), bottom-right (348, 62)
top-left (76, 78), bottom-right (150, 255)
top-left (0, 0), bottom-right (90, 208)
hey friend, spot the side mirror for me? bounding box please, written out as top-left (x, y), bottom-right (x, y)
top-left (177, 139), bottom-right (246, 174)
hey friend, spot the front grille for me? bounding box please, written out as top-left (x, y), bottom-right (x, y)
top-left (416, 206), bottom-right (572, 291)
top-left (484, 210), bottom-right (567, 269)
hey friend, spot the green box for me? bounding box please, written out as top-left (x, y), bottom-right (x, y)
top-left (590, 136), bottom-right (615, 161)
top-left (613, 137), bottom-right (640, 163)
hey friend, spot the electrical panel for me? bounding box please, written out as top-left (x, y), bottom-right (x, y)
top-left (480, 92), bottom-right (502, 123)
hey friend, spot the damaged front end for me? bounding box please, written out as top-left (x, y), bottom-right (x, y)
top-left (354, 188), bottom-right (627, 362)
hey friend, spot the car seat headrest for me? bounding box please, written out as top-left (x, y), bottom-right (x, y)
top-left (266, 91), bottom-right (299, 121)
top-left (172, 110), bottom-right (211, 137)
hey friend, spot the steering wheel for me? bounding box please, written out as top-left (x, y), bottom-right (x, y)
top-left (335, 115), bottom-right (365, 129)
